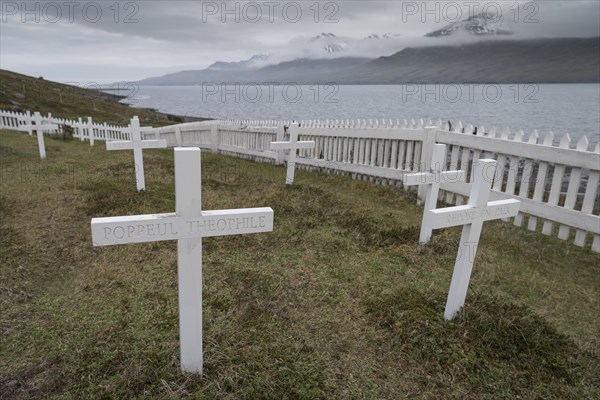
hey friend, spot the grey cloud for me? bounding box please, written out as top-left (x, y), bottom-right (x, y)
top-left (1, 1), bottom-right (598, 82)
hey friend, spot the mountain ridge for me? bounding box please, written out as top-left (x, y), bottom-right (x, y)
top-left (137, 37), bottom-right (600, 85)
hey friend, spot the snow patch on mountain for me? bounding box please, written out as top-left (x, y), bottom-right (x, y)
top-left (426, 13), bottom-right (513, 37)
top-left (207, 54), bottom-right (271, 71)
top-left (208, 32), bottom-right (407, 71)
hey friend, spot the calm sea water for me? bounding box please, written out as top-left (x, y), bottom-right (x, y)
top-left (121, 84), bottom-right (600, 148)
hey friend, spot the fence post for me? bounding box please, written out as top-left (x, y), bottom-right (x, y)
top-left (87, 117), bottom-right (94, 146)
top-left (211, 124), bottom-right (219, 153)
top-left (275, 125), bottom-right (285, 165)
top-left (175, 126), bottom-right (183, 146)
top-left (417, 126), bottom-right (438, 205)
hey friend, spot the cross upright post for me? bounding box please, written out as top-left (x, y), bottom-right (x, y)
top-left (424, 159), bottom-right (521, 320)
top-left (270, 123), bottom-right (315, 185)
top-left (106, 116), bottom-right (166, 192)
top-left (91, 147), bottom-right (274, 374)
top-left (402, 144), bottom-right (465, 244)
top-left (87, 117), bottom-right (95, 146)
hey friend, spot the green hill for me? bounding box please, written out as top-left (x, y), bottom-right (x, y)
top-left (0, 69), bottom-right (192, 126)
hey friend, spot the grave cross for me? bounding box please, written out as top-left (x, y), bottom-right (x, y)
top-left (402, 144), bottom-right (465, 244)
top-left (91, 147), bottom-right (274, 374)
top-left (270, 123), bottom-right (315, 185)
top-left (18, 111), bottom-right (58, 159)
top-left (425, 159), bottom-right (520, 320)
top-left (106, 116), bottom-right (167, 191)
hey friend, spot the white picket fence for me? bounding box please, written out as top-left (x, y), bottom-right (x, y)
top-left (0, 110), bottom-right (130, 142)
top-left (151, 118), bottom-right (600, 253)
top-left (2, 109), bottom-right (599, 252)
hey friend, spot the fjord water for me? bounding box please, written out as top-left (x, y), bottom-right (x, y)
top-left (123, 84), bottom-right (600, 148)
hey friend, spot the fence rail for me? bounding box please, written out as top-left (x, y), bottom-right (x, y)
top-left (0, 110), bottom-right (130, 142)
top-left (2, 109), bottom-right (598, 252)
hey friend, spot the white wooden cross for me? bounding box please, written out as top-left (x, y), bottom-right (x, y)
top-left (86, 117), bottom-right (95, 146)
top-left (18, 111), bottom-right (58, 160)
top-left (106, 116), bottom-right (166, 192)
top-left (270, 123), bottom-right (315, 185)
top-left (425, 159), bottom-right (521, 320)
top-left (91, 147), bottom-right (274, 374)
top-left (402, 144), bottom-right (465, 244)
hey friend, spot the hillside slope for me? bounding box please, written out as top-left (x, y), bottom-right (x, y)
top-left (0, 70), bottom-right (189, 125)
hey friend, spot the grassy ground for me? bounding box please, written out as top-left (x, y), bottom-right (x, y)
top-left (0, 69), bottom-right (193, 126)
top-left (0, 129), bottom-right (598, 399)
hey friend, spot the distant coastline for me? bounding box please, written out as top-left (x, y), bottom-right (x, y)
top-left (99, 89), bottom-right (213, 123)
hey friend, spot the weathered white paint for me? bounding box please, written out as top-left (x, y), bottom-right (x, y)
top-left (426, 159), bottom-right (520, 320)
top-left (106, 116), bottom-right (167, 191)
top-left (91, 147), bottom-right (274, 374)
top-left (270, 123), bottom-right (315, 185)
top-left (402, 143), bottom-right (465, 243)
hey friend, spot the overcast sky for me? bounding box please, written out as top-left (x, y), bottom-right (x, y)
top-left (1, 1), bottom-right (598, 83)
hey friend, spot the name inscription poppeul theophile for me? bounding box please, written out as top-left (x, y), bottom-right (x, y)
top-left (92, 209), bottom-right (273, 246)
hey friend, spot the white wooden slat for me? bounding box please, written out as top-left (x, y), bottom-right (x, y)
top-left (377, 139), bottom-right (385, 167)
top-left (390, 140), bottom-right (398, 169)
top-left (558, 136), bottom-right (589, 241)
top-left (542, 134), bottom-right (571, 236)
top-left (527, 132), bottom-right (554, 232)
top-left (455, 145), bottom-right (471, 205)
top-left (505, 129), bottom-right (524, 198)
top-left (383, 139), bottom-right (391, 168)
top-left (397, 141), bottom-right (406, 173)
top-left (370, 139), bottom-right (377, 167)
top-left (514, 131), bottom-right (539, 226)
top-left (575, 146), bottom-right (599, 247)
top-left (445, 144), bottom-right (461, 204)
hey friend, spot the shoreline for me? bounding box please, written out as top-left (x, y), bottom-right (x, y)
top-left (104, 92), bottom-right (213, 123)
top-left (131, 106), bottom-right (213, 123)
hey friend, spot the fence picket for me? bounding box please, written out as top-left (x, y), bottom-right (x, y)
top-left (557, 136), bottom-right (589, 240)
top-left (575, 140), bottom-right (599, 247)
top-left (542, 133), bottom-right (571, 235)
top-left (514, 130), bottom-right (539, 226)
top-left (527, 132), bottom-right (554, 231)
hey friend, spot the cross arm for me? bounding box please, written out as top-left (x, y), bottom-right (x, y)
top-left (140, 140), bottom-right (168, 149)
top-left (91, 207), bottom-right (274, 246)
top-left (403, 170), bottom-right (465, 186)
top-left (426, 199), bottom-right (520, 230)
top-left (106, 139), bottom-right (167, 151)
top-left (106, 140), bottom-right (135, 150)
top-left (270, 141), bottom-right (316, 150)
top-left (18, 124), bottom-right (58, 132)
top-left (122, 126), bottom-right (154, 133)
